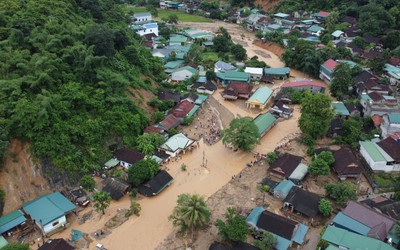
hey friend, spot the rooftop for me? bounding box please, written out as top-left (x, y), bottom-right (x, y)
top-left (359, 141), bottom-right (386, 162)
top-left (322, 59), bottom-right (337, 71)
top-left (114, 148), bottom-right (145, 165)
top-left (0, 210), bottom-right (26, 234)
top-left (269, 153), bottom-right (302, 178)
top-left (253, 112), bottom-right (276, 136)
top-left (256, 210), bottom-right (297, 240)
top-left (389, 113), bottom-right (400, 124)
top-left (138, 170), bottom-right (173, 196)
top-left (331, 102), bottom-right (350, 116)
top-left (343, 200), bottom-right (396, 240)
top-left (274, 180), bottom-right (296, 196)
top-left (159, 114), bottom-right (181, 130)
top-left (247, 87), bottom-right (274, 105)
top-left (23, 192), bottom-right (76, 226)
top-left (264, 67), bottom-right (290, 75)
top-left (281, 80), bottom-right (326, 88)
top-left (283, 187), bottom-right (321, 217)
top-left (377, 137), bottom-right (400, 162)
top-left (244, 67), bottom-right (263, 75)
top-left (332, 148), bottom-right (362, 176)
top-left (160, 133), bottom-right (194, 152)
top-left (322, 226), bottom-right (395, 250)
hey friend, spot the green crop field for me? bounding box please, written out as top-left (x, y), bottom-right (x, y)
top-left (128, 7), bottom-right (212, 23)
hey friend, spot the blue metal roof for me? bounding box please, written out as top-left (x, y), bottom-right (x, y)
top-left (0, 210), bottom-right (26, 234)
top-left (144, 23), bottom-right (158, 29)
top-left (23, 192), bottom-right (76, 226)
top-left (292, 223), bottom-right (309, 244)
top-left (332, 212), bottom-right (370, 236)
top-left (274, 180), bottom-right (296, 196)
top-left (246, 206), bottom-right (265, 228)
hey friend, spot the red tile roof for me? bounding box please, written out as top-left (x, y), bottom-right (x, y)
top-left (225, 81), bottom-right (253, 95)
top-left (368, 91), bottom-right (384, 102)
top-left (144, 125), bottom-right (163, 134)
top-left (159, 114), bottom-right (181, 130)
top-left (323, 59), bottom-right (337, 71)
top-left (319, 11), bottom-right (330, 17)
top-left (172, 100), bottom-right (194, 118)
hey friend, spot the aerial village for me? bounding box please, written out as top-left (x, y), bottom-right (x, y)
top-left (1, 1), bottom-right (400, 250)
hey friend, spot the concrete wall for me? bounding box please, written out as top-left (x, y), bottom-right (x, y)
top-left (359, 145), bottom-right (389, 172)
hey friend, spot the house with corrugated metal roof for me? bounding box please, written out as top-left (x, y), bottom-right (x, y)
top-left (253, 112), bottom-right (276, 137)
top-left (132, 12), bottom-right (152, 24)
top-left (159, 133), bottom-right (195, 158)
top-left (22, 192), bottom-right (76, 235)
top-left (359, 137), bottom-right (400, 172)
top-left (273, 180), bottom-right (296, 200)
top-left (322, 226), bottom-right (395, 250)
top-left (264, 67), bottom-right (290, 79)
top-left (246, 86), bottom-right (274, 110)
top-left (216, 71), bottom-right (250, 86)
top-left (246, 207), bottom-right (309, 250)
top-left (0, 210), bottom-right (27, 235)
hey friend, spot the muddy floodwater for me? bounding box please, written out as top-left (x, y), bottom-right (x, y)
top-left (49, 21), bottom-right (326, 250)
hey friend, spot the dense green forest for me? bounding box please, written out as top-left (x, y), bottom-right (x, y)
top-left (0, 0), bottom-right (164, 173)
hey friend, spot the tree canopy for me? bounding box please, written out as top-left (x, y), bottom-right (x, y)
top-left (128, 158), bottom-right (159, 186)
top-left (319, 199), bottom-right (333, 217)
top-left (325, 182), bottom-right (357, 206)
top-left (330, 63), bottom-right (353, 98)
top-left (215, 207), bottom-right (248, 242)
top-left (221, 117), bottom-right (259, 152)
top-left (299, 92), bottom-right (334, 139)
top-left (93, 190), bottom-right (111, 214)
top-left (0, 0), bottom-right (164, 172)
top-left (169, 193), bottom-right (211, 240)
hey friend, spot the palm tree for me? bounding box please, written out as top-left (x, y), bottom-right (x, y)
top-left (169, 194), bottom-right (211, 240)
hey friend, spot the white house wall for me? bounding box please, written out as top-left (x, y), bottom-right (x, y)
top-left (39, 216), bottom-right (66, 234)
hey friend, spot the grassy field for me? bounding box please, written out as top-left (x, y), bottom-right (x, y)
top-left (202, 52), bottom-right (219, 62)
top-left (128, 7), bottom-right (212, 23)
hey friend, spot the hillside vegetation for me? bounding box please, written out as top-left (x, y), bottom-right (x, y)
top-left (0, 0), bottom-right (164, 173)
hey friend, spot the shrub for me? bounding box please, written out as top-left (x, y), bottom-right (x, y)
top-left (80, 175), bottom-right (95, 191)
top-left (181, 163), bottom-right (187, 171)
top-left (266, 152), bottom-right (278, 164)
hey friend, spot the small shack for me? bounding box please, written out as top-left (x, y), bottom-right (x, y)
top-left (102, 178), bottom-right (131, 200)
top-left (0, 210), bottom-right (27, 235)
top-left (138, 170), bottom-right (174, 196)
